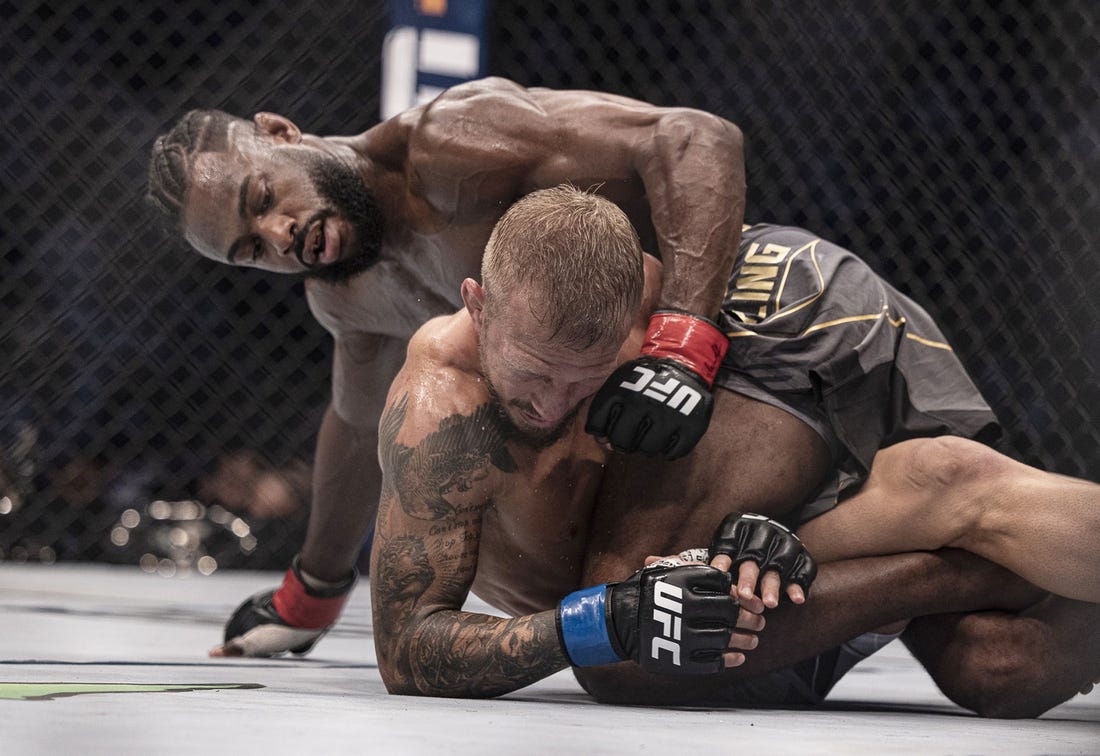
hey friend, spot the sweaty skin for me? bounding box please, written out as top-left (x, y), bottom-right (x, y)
top-left (181, 78), bottom-right (746, 596)
top-left (372, 254), bottom-right (677, 697)
top-left (374, 251), bottom-right (1099, 713)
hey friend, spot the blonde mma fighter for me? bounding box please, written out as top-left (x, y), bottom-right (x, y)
top-left (372, 186), bottom-right (1100, 713)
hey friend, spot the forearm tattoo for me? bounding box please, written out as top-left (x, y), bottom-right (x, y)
top-left (376, 394), bottom-right (566, 696)
top-left (374, 535), bottom-right (436, 639)
top-left (409, 611), bottom-right (566, 698)
top-left (380, 394), bottom-right (517, 520)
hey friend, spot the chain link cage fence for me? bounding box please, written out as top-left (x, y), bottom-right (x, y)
top-left (2, 1), bottom-right (1097, 573)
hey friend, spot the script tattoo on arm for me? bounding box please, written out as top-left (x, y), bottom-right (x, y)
top-left (374, 394), bottom-right (568, 697)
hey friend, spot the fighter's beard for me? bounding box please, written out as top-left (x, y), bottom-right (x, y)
top-left (480, 375), bottom-right (581, 451)
top-left (297, 154), bottom-right (384, 285)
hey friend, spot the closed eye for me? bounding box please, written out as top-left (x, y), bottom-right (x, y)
top-left (258, 184), bottom-right (273, 214)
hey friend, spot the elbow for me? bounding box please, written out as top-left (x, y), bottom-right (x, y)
top-left (657, 109), bottom-right (743, 160)
top-left (382, 679), bottom-right (423, 697)
top-left (375, 630), bottom-right (433, 697)
top-left (376, 640), bottom-right (500, 700)
top-left (377, 653), bottom-right (422, 697)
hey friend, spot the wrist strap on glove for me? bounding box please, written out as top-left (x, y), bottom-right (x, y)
top-left (272, 556), bottom-right (358, 630)
top-left (558, 564), bottom-right (738, 674)
top-left (556, 584), bottom-right (620, 667)
top-left (641, 310), bottom-right (729, 387)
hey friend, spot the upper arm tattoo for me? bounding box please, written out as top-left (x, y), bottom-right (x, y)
top-left (375, 393), bottom-right (572, 696)
top-left (380, 394), bottom-right (518, 520)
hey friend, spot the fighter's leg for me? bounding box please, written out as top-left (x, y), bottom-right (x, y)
top-left (577, 391), bottom-right (1039, 705)
top-left (796, 436), bottom-right (1100, 602)
top-left (585, 388), bottom-right (833, 580)
top-left (576, 548), bottom-right (1042, 706)
top-left (904, 597), bottom-right (1100, 718)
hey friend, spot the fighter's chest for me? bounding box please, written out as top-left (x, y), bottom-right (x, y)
top-left (471, 449), bottom-right (605, 613)
top-left (481, 437), bottom-right (607, 554)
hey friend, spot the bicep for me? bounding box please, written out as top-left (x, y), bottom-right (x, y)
top-left (372, 389), bottom-right (495, 634)
top-left (411, 90), bottom-right (662, 209)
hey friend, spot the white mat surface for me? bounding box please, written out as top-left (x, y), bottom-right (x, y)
top-left (1, 563), bottom-right (1097, 755)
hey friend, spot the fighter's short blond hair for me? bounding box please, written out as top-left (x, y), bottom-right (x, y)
top-left (481, 185), bottom-right (644, 349)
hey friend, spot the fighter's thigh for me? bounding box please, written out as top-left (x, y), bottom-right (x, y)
top-left (583, 389), bottom-right (832, 583)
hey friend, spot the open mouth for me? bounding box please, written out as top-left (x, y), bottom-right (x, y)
top-left (294, 212), bottom-right (342, 268)
top-left (300, 221), bottom-right (326, 266)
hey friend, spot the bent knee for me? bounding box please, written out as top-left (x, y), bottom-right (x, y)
top-left (884, 437), bottom-right (1010, 537)
top-left (936, 615), bottom-right (1054, 718)
top-left (898, 436), bottom-right (1006, 491)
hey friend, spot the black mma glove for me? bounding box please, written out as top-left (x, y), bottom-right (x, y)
top-left (222, 555), bottom-right (357, 657)
top-left (586, 310), bottom-right (729, 459)
top-left (556, 563), bottom-right (739, 675)
top-left (710, 513), bottom-right (817, 595)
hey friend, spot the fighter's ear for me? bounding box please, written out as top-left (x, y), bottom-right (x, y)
top-left (461, 278), bottom-right (487, 330)
top-left (252, 112), bottom-right (302, 144)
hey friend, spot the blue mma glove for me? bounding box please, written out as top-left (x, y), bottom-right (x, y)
top-left (557, 563), bottom-right (738, 675)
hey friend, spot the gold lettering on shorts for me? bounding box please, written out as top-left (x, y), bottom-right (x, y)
top-left (731, 242), bottom-right (794, 320)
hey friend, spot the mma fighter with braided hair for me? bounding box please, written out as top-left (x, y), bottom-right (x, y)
top-left (148, 78), bottom-right (747, 657)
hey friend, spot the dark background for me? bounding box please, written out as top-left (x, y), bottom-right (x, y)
top-left (2, 1), bottom-right (1097, 570)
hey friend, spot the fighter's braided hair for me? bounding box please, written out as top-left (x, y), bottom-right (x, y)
top-left (146, 109), bottom-right (241, 230)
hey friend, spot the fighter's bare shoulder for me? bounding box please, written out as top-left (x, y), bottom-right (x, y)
top-left (379, 311), bottom-right (513, 520)
top-left (384, 312), bottom-right (486, 440)
top-left (397, 77), bottom-right (704, 214)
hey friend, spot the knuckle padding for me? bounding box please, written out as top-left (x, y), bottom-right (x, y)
top-left (637, 565), bottom-right (737, 675)
top-left (224, 590), bottom-right (280, 642)
top-left (585, 357), bottom-right (713, 460)
top-left (710, 513), bottom-right (818, 591)
top-left (223, 581), bottom-right (337, 657)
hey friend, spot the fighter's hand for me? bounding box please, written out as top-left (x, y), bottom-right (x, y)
top-left (209, 556), bottom-right (356, 658)
top-left (557, 562), bottom-right (742, 674)
top-left (708, 513), bottom-right (817, 609)
top-left (586, 311), bottom-right (728, 460)
top-left (644, 549), bottom-right (764, 667)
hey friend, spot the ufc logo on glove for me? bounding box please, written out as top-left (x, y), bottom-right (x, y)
top-left (618, 366), bottom-right (703, 416)
top-left (556, 563), bottom-right (738, 675)
top-left (585, 310), bottom-right (728, 458)
top-left (649, 580), bottom-right (685, 666)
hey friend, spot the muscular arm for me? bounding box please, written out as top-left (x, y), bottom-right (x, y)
top-left (627, 99), bottom-right (745, 315)
top-left (407, 78), bottom-right (745, 317)
top-left (371, 392), bottom-right (568, 698)
top-left (298, 403), bottom-right (379, 579)
top-left (298, 333), bottom-right (408, 581)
